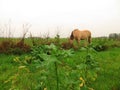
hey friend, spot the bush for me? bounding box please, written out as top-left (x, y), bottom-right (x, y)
top-left (0, 40), bottom-right (31, 54)
top-left (11, 48), bottom-right (24, 55)
top-left (6, 44), bottom-right (99, 90)
top-left (92, 38), bottom-right (109, 51)
top-left (93, 44), bottom-right (108, 52)
top-left (0, 40), bottom-right (15, 54)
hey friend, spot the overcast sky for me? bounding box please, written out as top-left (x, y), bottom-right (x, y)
top-left (0, 0), bottom-right (120, 37)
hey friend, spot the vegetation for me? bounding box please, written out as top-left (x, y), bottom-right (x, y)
top-left (0, 37), bottom-right (120, 90)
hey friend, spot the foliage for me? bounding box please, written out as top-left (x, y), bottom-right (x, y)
top-left (0, 39), bottom-right (31, 54)
top-left (77, 46), bottom-right (100, 89)
top-left (1, 37), bottom-right (120, 90)
top-left (1, 41), bottom-right (120, 90)
top-left (31, 43), bottom-right (74, 90)
top-left (4, 43), bottom-right (100, 90)
top-left (109, 33), bottom-right (120, 40)
top-left (92, 38), bottom-right (109, 51)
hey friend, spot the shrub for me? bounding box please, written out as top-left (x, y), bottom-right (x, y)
top-left (93, 44), bottom-right (108, 52)
top-left (92, 38), bottom-right (109, 51)
top-left (0, 39), bottom-right (31, 54)
top-left (5, 44), bottom-right (99, 90)
top-left (11, 48), bottom-right (24, 55)
top-left (0, 40), bottom-right (15, 54)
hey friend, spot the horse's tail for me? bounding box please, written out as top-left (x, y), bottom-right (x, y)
top-left (70, 31), bottom-right (74, 40)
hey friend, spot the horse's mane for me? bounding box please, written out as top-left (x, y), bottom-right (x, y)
top-left (70, 29), bottom-right (80, 40)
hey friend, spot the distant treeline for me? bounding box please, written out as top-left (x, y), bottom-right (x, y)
top-left (109, 33), bottom-right (120, 40)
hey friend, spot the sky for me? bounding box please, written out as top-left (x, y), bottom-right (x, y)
top-left (0, 0), bottom-right (120, 37)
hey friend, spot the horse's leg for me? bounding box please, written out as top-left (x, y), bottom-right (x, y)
top-left (84, 39), bottom-right (88, 47)
top-left (88, 36), bottom-right (91, 43)
top-left (76, 38), bottom-right (80, 47)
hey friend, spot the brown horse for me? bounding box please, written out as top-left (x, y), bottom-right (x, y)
top-left (69, 29), bottom-right (91, 46)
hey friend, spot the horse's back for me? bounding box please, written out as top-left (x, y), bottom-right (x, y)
top-left (74, 29), bottom-right (91, 37)
top-left (82, 30), bottom-right (91, 37)
top-left (82, 30), bottom-right (91, 43)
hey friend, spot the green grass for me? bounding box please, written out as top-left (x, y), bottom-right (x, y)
top-left (68, 47), bottom-right (120, 90)
top-left (92, 47), bottom-right (120, 90)
top-left (1, 48), bottom-right (120, 90)
top-left (0, 54), bottom-right (18, 89)
top-left (0, 38), bottom-right (120, 90)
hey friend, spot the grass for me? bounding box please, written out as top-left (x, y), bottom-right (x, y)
top-left (92, 47), bottom-right (120, 90)
top-left (68, 47), bottom-right (120, 90)
top-left (0, 38), bottom-right (120, 90)
top-left (0, 54), bottom-right (18, 89)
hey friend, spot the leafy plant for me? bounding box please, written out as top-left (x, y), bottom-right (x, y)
top-left (92, 38), bottom-right (109, 51)
top-left (5, 43), bottom-right (99, 90)
top-left (31, 43), bottom-right (74, 90)
top-left (77, 46), bottom-right (100, 89)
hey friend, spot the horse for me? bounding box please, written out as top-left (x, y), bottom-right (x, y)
top-left (69, 29), bottom-right (91, 46)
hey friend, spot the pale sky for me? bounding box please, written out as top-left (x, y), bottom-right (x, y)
top-left (0, 0), bottom-right (120, 37)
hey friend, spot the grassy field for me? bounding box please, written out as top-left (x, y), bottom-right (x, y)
top-left (91, 47), bottom-right (120, 90)
top-left (0, 38), bottom-right (120, 90)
